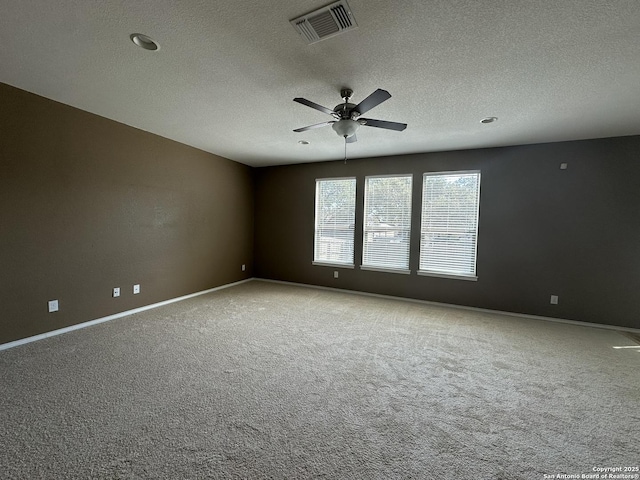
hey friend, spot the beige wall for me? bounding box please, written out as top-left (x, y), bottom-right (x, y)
top-left (0, 83), bottom-right (254, 344)
top-left (254, 136), bottom-right (640, 330)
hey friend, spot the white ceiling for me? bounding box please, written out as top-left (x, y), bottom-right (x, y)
top-left (1, 0), bottom-right (639, 167)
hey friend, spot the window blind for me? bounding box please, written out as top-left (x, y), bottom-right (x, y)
top-left (362, 175), bottom-right (412, 272)
top-left (314, 177), bottom-right (356, 265)
top-left (419, 171), bottom-right (481, 278)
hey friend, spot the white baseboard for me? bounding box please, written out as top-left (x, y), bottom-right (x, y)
top-left (0, 278), bottom-right (253, 352)
top-left (255, 278), bottom-right (640, 334)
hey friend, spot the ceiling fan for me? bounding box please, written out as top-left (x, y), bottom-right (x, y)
top-left (293, 88), bottom-right (407, 143)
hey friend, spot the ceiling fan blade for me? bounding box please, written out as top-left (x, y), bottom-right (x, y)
top-left (293, 121), bottom-right (335, 133)
top-left (353, 89), bottom-right (392, 115)
top-left (293, 97), bottom-right (336, 116)
top-left (359, 118), bottom-right (407, 131)
top-left (346, 134), bottom-right (357, 143)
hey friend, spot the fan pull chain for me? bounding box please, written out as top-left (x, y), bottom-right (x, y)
top-left (344, 136), bottom-right (347, 164)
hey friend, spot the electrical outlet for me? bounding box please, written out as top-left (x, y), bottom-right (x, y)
top-left (242, 264), bottom-right (246, 271)
top-left (334, 271), bottom-right (339, 279)
top-left (113, 287), bottom-right (120, 298)
top-left (133, 284), bottom-right (140, 294)
top-left (560, 163), bottom-right (568, 170)
top-left (48, 300), bottom-right (59, 313)
top-left (550, 295), bottom-right (559, 305)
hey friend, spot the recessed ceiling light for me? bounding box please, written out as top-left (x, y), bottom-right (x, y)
top-left (481, 117), bottom-right (498, 124)
top-left (298, 140), bottom-right (310, 145)
top-left (130, 33), bottom-right (160, 51)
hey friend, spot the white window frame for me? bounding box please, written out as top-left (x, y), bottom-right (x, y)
top-left (361, 174), bottom-right (413, 274)
top-left (418, 170), bottom-right (481, 281)
top-left (313, 177), bottom-right (356, 268)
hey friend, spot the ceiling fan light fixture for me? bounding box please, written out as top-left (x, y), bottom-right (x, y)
top-left (130, 33), bottom-right (160, 51)
top-left (332, 119), bottom-right (359, 138)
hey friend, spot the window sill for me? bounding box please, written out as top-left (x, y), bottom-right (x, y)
top-left (360, 266), bottom-right (411, 275)
top-left (417, 270), bottom-right (478, 281)
top-left (312, 261), bottom-right (355, 269)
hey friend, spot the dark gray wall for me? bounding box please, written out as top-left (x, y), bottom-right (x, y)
top-left (254, 136), bottom-right (640, 329)
top-left (0, 83), bottom-right (254, 344)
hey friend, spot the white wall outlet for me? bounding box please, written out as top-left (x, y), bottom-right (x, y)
top-left (560, 163), bottom-right (568, 170)
top-left (550, 295), bottom-right (559, 305)
top-left (242, 264), bottom-right (246, 271)
top-left (334, 271), bottom-right (339, 279)
top-left (113, 287), bottom-right (120, 298)
top-left (133, 284), bottom-right (140, 294)
top-left (48, 300), bottom-right (59, 313)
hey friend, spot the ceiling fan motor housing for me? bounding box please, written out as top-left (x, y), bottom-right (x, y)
top-left (333, 102), bottom-right (357, 119)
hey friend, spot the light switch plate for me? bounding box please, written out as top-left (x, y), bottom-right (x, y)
top-left (113, 287), bottom-right (120, 298)
top-left (48, 300), bottom-right (59, 312)
top-left (550, 295), bottom-right (559, 305)
top-left (133, 284), bottom-right (140, 294)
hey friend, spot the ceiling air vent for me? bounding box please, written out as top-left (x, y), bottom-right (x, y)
top-left (290, 1), bottom-right (358, 45)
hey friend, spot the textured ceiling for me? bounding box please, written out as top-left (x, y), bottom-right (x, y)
top-left (1, 0), bottom-right (639, 167)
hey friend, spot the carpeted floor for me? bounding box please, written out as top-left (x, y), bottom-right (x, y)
top-left (1, 280), bottom-right (638, 479)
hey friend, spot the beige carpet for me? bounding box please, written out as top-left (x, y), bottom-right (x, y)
top-left (1, 280), bottom-right (638, 479)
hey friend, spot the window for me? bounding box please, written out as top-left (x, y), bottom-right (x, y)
top-left (314, 177), bottom-right (356, 266)
top-left (419, 171), bottom-right (481, 279)
top-left (362, 175), bottom-right (412, 273)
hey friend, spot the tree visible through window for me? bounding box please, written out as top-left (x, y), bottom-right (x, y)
top-left (314, 178), bottom-right (356, 266)
top-left (362, 175), bottom-right (413, 272)
top-left (420, 171), bottom-right (481, 278)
